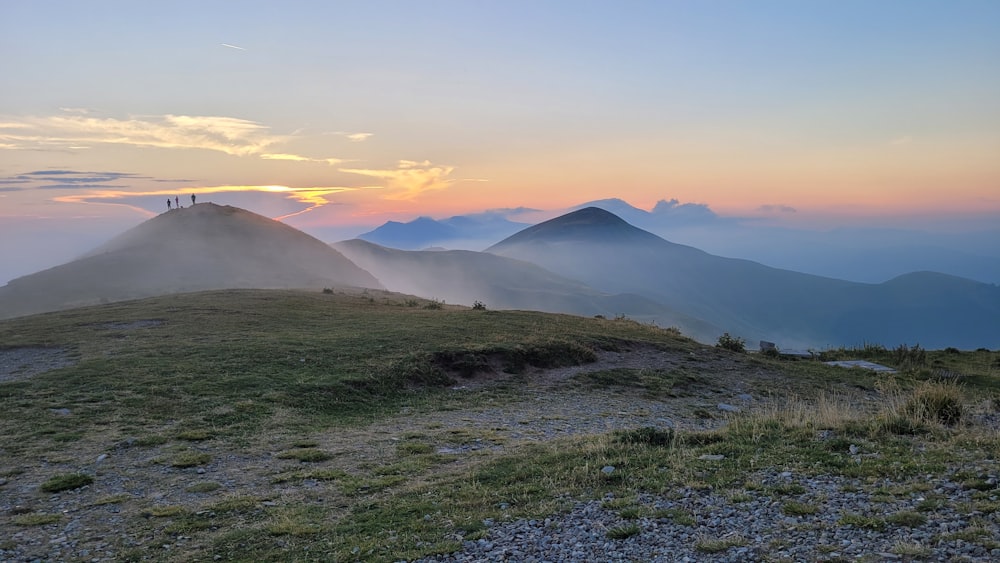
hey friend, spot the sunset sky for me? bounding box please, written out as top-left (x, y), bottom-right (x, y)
top-left (1, 1), bottom-right (998, 281)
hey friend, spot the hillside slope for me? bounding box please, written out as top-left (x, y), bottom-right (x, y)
top-left (0, 204), bottom-right (381, 319)
top-left (333, 239), bottom-right (719, 339)
top-left (488, 208), bottom-right (1000, 349)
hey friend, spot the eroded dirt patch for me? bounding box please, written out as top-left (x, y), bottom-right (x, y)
top-left (0, 347), bottom-right (76, 382)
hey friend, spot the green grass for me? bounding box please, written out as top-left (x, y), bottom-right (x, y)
top-left (607, 524), bottom-right (641, 539)
top-left (39, 472), bottom-right (93, 492)
top-left (276, 448), bottom-right (334, 462)
top-left (2, 289), bottom-right (999, 562)
top-left (782, 501), bottom-right (819, 516)
top-left (171, 451), bottom-right (212, 468)
top-left (186, 481), bottom-right (222, 493)
top-left (12, 513), bottom-right (62, 526)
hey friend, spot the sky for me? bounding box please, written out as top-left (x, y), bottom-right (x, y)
top-left (1, 1), bottom-right (999, 283)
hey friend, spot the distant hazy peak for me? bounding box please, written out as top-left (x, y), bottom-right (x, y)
top-left (488, 206), bottom-right (664, 248)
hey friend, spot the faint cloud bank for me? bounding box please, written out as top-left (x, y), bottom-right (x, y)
top-left (758, 204), bottom-right (797, 214)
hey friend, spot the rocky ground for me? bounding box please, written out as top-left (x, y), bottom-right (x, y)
top-left (1, 345), bottom-right (998, 561)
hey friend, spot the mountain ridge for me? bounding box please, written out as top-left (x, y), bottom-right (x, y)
top-left (488, 208), bottom-right (1000, 349)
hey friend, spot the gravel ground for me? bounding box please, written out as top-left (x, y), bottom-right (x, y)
top-left (415, 469), bottom-right (1000, 562)
top-left (2, 344), bottom-right (998, 562)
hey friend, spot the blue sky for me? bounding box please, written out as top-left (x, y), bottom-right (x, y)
top-left (1, 1), bottom-right (998, 282)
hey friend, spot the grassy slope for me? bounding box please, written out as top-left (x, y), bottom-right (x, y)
top-left (1, 289), bottom-right (998, 561)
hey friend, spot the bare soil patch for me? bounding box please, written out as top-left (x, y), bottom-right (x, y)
top-left (0, 347), bottom-right (76, 383)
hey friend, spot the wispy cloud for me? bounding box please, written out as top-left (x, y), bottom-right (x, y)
top-left (0, 114), bottom-right (284, 156)
top-left (0, 170), bottom-right (153, 192)
top-left (340, 160), bottom-right (456, 200)
top-left (221, 43), bottom-right (246, 51)
top-left (758, 204), bottom-right (797, 214)
top-left (260, 153), bottom-right (346, 165)
top-left (327, 131), bottom-right (374, 142)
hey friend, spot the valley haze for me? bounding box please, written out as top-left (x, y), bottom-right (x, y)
top-left (2, 203), bottom-right (996, 351)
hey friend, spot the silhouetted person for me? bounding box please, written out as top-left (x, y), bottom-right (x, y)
top-left (167, 199), bottom-right (171, 210)
top-left (175, 196), bottom-right (179, 209)
top-left (191, 194), bottom-right (196, 205)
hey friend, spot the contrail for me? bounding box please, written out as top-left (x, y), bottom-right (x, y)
top-left (221, 43), bottom-right (246, 50)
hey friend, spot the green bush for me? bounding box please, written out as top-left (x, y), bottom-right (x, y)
top-left (472, 300), bottom-right (487, 310)
top-left (716, 332), bottom-right (746, 353)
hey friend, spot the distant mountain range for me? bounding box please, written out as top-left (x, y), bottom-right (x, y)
top-left (0, 204), bottom-right (381, 319)
top-left (357, 198), bottom-right (1000, 285)
top-left (333, 238), bottom-right (718, 339)
top-left (486, 208), bottom-right (1000, 349)
top-left (358, 211), bottom-right (530, 250)
top-left (1, 203), bottom-right (996, 349)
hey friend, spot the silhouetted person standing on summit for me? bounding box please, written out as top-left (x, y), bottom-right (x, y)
top-left (175, 196), bottom-right (179, 209)
top-left (191, 194), bottom-right (196, 205)
top-left (167, 199), bottom-right (171, 210)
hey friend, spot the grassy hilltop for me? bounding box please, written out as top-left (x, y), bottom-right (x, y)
top-left (1, 289), bottom-right (998, 561)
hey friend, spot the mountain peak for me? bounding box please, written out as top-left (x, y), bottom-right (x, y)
top-left (0, 203), bottom-right (381, 318)
top-left (488, 207), bottom-right (663, 249)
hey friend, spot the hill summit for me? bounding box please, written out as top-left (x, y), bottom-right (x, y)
top-left (0, 203), bottom-right (381, 318)
top-left (488, 207), bottom-right (664, 248)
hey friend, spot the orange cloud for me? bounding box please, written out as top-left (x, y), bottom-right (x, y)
top-left (340, 160), bottom-right (456, 200)
top-left (52, 184), bottom-right (363, 219)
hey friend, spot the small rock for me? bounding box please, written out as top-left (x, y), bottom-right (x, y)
top-left (50, 408), bottom-right (72, 416)
top-left (698, 454), bottom-right (725, 461)
top-left (96, 454), bottom-right (108, 463)
top-left (601, 466), bottom-right (615, 475)
top-left (717, 403), bottom-right (740, 413)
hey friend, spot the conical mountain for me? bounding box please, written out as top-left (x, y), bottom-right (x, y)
top-left (495, 206), bottom-right (663, 246)
top-left (489, 208), bottom-right (1000, 349)
top-left (0, 203), bottom-right (381, 319)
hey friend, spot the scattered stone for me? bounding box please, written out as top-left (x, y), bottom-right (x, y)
top-left (717, 403), bottom-right (740, 413)
top-left (601, 466), bottom-right (615, 475)
top-left (698, 454), bottom-right (725, 461)
top-left (96, 454), bottom-right (108, 463)
top-left (50, 408), bottom-right (72, 416)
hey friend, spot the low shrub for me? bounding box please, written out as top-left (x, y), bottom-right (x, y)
top-left (902, 382), bottom-right (963, 425)
top-left (716, 333), bottom-right (746, 353)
